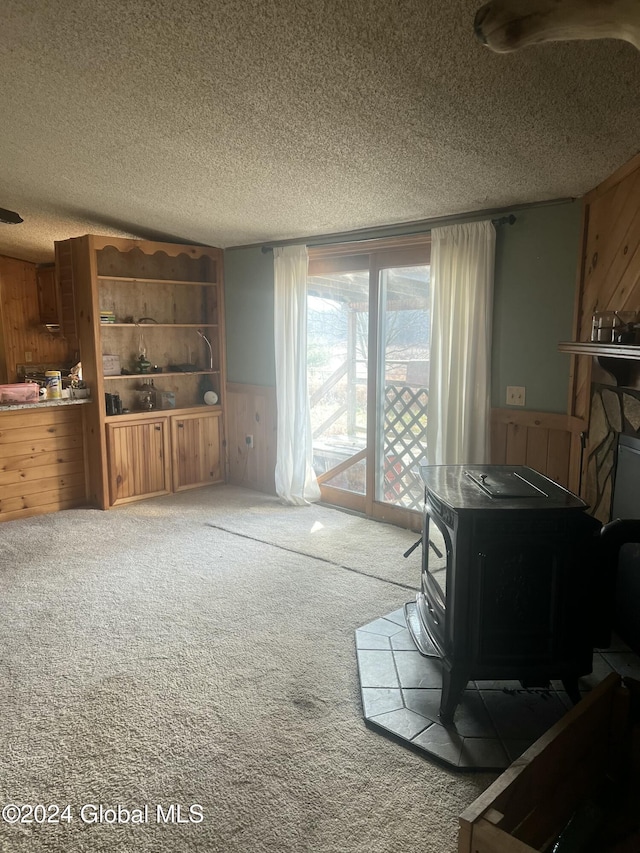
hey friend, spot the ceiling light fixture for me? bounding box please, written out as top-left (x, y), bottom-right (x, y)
top-left (0, 207), bottom-right (23, 224)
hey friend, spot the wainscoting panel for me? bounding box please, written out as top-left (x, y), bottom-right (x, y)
top-left (491, 408), bottom-right (586, 493)
top-left (226, 383), bottom-right (277, 494)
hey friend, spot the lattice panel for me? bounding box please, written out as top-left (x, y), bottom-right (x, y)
top-left (382, 384), bottom-right (428, 509)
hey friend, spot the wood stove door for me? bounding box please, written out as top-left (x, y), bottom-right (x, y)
top-left (418, 506), bottom-right (451, 655)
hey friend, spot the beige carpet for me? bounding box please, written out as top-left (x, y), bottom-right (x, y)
top-left (0, 486), bottom-right (491, 853)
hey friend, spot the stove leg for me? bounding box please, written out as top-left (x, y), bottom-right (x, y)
top-left (439, 667), bottom-right (469, 723)
top-left (561, 676), bottom-right (581, 706)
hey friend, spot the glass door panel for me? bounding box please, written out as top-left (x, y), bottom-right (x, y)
top-left (376, 265), bottom-right (430, 510)
top-left (307, 270), bottom-right (369, 503)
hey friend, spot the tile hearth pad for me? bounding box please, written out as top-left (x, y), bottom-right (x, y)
top-left (356, 608), bottom-right (639, 771)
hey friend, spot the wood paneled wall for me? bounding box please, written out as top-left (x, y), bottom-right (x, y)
top-left (0, 404), bottom-right (88, 522)
top-left (569, 153), bottom-right (640, 422)
top-left (491, 408), bottom-right (586, 493)
top-left (0, 255), bottom-right (72, 381)
top-left (226, 383), bottom-right (277, 494)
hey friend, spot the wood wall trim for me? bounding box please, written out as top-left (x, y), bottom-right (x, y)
top-left (88, 235), bottom-right (222, 260)
top-left (583, 151), bottom-right (640, 202)
top-left (491, 408), bottom-right (586, 433)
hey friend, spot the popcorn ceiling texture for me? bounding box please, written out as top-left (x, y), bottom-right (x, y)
top-left (1, 0), bottom-right (639, 262)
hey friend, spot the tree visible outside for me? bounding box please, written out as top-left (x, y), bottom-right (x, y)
top-left (307, 266), bottom-right (430, 508)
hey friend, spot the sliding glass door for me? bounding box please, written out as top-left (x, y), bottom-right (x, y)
top-left (307, 238), bottom-right (430, 527)
top-left (375, 263), bottom-right (430, 513)
top-left (307, 263), bottom-right (369, 504)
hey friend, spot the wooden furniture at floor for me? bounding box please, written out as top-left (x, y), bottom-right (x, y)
top-left (171, 410), bottom-right (223, 490)
top-left (105, 408), bottom-right (224, 505)
top-left (458, 673), bottom-right (631, 853)
top-left (0, 402), bottom-right (89, 522)
top-left (58, 235), bottom-right (227, 508)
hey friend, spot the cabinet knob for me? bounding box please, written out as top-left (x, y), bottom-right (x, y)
top-left (154, 425), bottom-right (161, 431)
top-left (178, 422), bottom-right (184, 428)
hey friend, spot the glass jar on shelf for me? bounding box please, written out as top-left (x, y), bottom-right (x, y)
top-left (138, 379), bottom-right (157, 411)
top-left (613, 311), bottom-right (638, 344)
top-left (591, 311), bottom-right (617, 343)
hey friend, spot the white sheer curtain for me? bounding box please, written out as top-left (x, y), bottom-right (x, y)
top-left (426, 220), bottom-right (496, 465)
top-left (273, 245), bottom-right (321, 505)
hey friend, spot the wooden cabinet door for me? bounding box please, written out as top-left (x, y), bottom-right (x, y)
top-left (171, 412), bottom-right (223, 490)
top-left (36, 265), bottom-right (61, 325)
top-left (106, 418), bottom-right (171, 506)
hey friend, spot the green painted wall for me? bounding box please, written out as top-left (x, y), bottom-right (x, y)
top-left (224, 246), bottom-right (276, 387)
top-left (491, 201), bottom-right (581, 413)
top-left (224, 199), bottom-right (582, 413)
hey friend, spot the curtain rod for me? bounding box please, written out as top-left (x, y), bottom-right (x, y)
top-left (261, 213), bottom-right (514, 254)
top-left (253, 197), bottom-right (574, 254)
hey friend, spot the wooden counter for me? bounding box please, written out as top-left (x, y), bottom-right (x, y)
top-left (0, 400), bottom-right (90, 522)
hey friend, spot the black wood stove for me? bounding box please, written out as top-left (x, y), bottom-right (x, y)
top-left (406, 465), bottom-right (602, 721)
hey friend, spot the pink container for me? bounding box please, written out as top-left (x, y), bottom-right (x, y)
top-left (0, 383), bottom-right (41, 404)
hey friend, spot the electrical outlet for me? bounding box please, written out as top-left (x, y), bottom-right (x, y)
top-left (506, 385), bottom-right (526, 406)
top-left (245, 434), bottom-right (254, 449)
top-left (24, 351), bottom-right (32, 362)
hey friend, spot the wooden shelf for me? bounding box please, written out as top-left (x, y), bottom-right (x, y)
top-left (64, 235), bottom-right (227, 509)
top-left (103, 370), bottom-right (220, 380)
top-left (97, 275), bottom-right (217, 286)
top-left (104, 404), bottom-right (222, 422)
top-left (558, 341), bottom-right (640, 360)
top-left (559, 341), bottom-right (640, 389)
top-left (101, 323), bottom-right (218, 328)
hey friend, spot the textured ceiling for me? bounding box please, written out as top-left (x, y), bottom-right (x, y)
top-left (1, 0), bottom-right (639, 263)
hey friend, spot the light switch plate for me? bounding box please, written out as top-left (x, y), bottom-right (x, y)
top-left (506, 385), bottom-right (526, 406)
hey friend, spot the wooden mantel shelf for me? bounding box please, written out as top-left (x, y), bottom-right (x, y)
top-left (559, 341), bottom-right (640, 389)
top-left (558, 342), bottom-right (640, 360)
